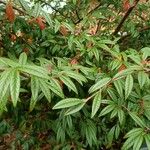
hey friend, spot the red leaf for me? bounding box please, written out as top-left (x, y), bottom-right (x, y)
top-left (36, 17), bottom-right (46, 30)
top-left (6, 2), bottom-right (15, 22)
top-left (118, 64), bottom-right (126, 72)
top-left (123, 0), bottom-right (131, 11)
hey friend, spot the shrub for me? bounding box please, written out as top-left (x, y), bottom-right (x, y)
top-left (0, 0), bottom-right (150, 149)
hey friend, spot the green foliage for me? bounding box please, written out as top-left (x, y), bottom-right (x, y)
top-left (0, 0), bottom-right (150, 149)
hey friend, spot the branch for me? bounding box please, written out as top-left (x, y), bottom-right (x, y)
top-left (113, 0), bottom-right (140, 35)
top-left (0, 0), bottom-right (25, 15)
top-left (75, 3), bottom-right (101, 24)
top-left (41, 0), bottom-right (66, 18)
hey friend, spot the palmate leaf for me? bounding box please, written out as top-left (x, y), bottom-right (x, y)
top-left (125, 74), bottom-right (133, 100)
top-left (10, 69), bottom-right (20, 107)
top-left (53, 98), bottom-right (82, 109)
top-left (91, 91), bottom-right (102, 118)
top-left (59, 75), bottom-right (78, 94)
top-left (89, 77), bottom-right (111, 93)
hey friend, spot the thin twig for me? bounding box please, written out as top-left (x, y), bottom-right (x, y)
top-left (113, 0), bottom-right (140, 35)
top-left (75, 3), bottom-right (101, 24)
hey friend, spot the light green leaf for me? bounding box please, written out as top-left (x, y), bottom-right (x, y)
top-left (113, 66), bottom-right (141, 79)
top-left (19, 0), bottom-right (30, 12)
top-left (54, 19), bottom-right (61, 33)
top-left (47, 79), bottom-right (64, 98)
top-left (32, 3), bottom-right (41, 18)
top-left (42, 11), bottom-right (53, 27)
top-left (19, 52), bottom-right (27, 65)
top-left (0, 70), bottom-right (11, 98)
top-left (53, 98), bottom-right (82, 109)
top-left (133, 135), bottom-right (143, 150)
top-left (59, 75), bottom-right (78, 94)
top-left (20, 65), bottom-right (49, 79)
top-left (39, 79), bottom-right (51, 102)
top-left (122, 137), bottom-right (134, 150)
top-left (138, 71), bottom-right (147, 88)
top-left (31, 75), bottom-right (39, 101)
top-left (114, 79), bottom-right (123, 97)
top-left (129, 112), bottom-right (146, 128)
top-left (91, 91), bottom-right (102, 118)
top-left (145, 134), bottom-right (150, 150)
top-left (125, 128), bottom-right (143, 138)
top-left (89, 77), bottom-right (111, 93)
top-left (118, 109), bottom-right (124, 124)
top-left (63, 71), bottom-right (87, 84)
top-left (125, 74), bottom-right (133, 99)
top-left (0, 58), bottom-right (19, 67)
top-left (65, 102), bottom-right (85, 115)
top-left (141, 47), bottom-right (150, 60)
top-left (10, 69), bottom-right (20, 107)
top-left (99, 104), bottom-right (115, 116)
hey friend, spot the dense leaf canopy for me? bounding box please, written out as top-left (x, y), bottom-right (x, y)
top-left (0, 0), bottom-right (150, 149)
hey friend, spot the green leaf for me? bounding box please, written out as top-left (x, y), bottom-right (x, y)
top-left (89, 77), bottom-right (111, 93)
top-left (138, 71), bottom-right (147, 88)
top-left (122, 137), bottom-right (134, 150)
top-left (125, 74), bottom-right (133, 99)
top-left (63, 71), bottom-right (87, 84)
top-left (65, 102), bottom-right (85, 115)
top-left (32, 3), bottom-right (41, 18)
top-left (59, 75), bottom-right (78, 94)
top-left (19, 52), bottom-right (27, 65)
top-left (20, 65), bottom-right (49, 79)
top-left (115, 124), bottom-right (120, 139)
top-left (42, 11), bottom-right (53, 27)
top-left (0, 58), bottom-right (19, 67)
top-left (39, 79), bottom-right (51, 102)
top-left (19, 0), bottom-right (30, 12)
top-left (99, 104), bottom-right (115, 116)
top-left (0, 70), bottom-right (11, 98)
top-left (125, 128), bottom-right (143, 138)
top-left (114, 79), bottom-right (123, 97)
top-left (145, 134), bottom-right (150, 150)
top-left (10, 69), bottom-right (20, 107)
top-left (118, 109), bottom-right (124, 124)
top-left (133, 135), bottom-right (143, 150)
top-left (31, 75), bottom-right (39, 101)
top-left (54, 19), bottom-right (61, 33)
top-left (113, 66), bottom-right (141, 79)
top-left (48, 78), bottom-right (64, 98)
top-left (91, 91), bottom-right (102, 118)
top-left (129, 112), bottom-right (146, 128)
top-left (53, 98), bottom-right (82, 109)
top-left (141, 47), bottom-right (150, 60)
